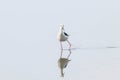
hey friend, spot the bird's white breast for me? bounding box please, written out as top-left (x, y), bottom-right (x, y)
top-left (57, 33), bottom-right (68, 41)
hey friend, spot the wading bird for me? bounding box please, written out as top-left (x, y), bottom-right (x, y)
top-left (57, 24), bottom-right (71, 58)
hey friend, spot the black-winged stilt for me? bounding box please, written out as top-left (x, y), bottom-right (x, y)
top-left (57, 24), bottom-right (71, 58)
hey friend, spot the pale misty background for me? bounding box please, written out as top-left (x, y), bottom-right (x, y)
top-left (0, 0), bottom-right (120, 80)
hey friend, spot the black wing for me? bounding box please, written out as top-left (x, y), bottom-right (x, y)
top-left (64, 32), bottom-right (69, 36)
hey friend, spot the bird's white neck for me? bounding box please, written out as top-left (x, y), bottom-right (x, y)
top-left (59, 29), bottom-right (64, 35)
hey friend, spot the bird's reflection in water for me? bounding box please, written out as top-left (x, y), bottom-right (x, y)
top-left (58, 49), bottom-right (71, 77)
top-left (58, 58), bottom-right (71, 77)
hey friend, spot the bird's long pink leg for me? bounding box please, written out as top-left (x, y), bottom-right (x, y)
top-left (60, 42), bottom-right (63, 58)
top-left (67, 40), bottom-right (71, 50)
top-left (67, 40), bottom-right (72, 59)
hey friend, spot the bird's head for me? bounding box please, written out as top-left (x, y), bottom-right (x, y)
top-left (59, 24), bottom-right (64, 30)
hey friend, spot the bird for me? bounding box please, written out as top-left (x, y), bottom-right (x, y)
top-left (57, 24), bottom-right (71, 57)
top-left (58, 58), bottom-right (71, 77)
